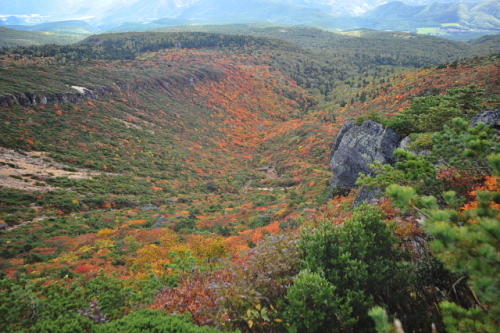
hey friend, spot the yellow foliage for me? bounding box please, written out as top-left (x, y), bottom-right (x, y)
top-left (52, 252), bottom-right (80, 262)
top-left (123, 235), bottom-right (142, 252)
top-left (127, 229), bottom-right (231, 280)
top-left (97, 228), bottom-right (116, 238)
top-left (76, 245), bottom-right (95, 256)
top-left (274, 207), bottom-right (288, 218)
top-left (188, 235), bottom-right (228, 261)
top-left (95, 240), bottom-right (115, 251)
top-left (128, 231), bottom-right (182, 279)
top-left (159, 231), bottom-right (181, 248)
top-left (134, 244), bottom-right (169, 264)
top-left (170, 244), bottom-right (191, 254)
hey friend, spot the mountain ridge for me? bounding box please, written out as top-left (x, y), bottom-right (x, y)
top-left (1, 0), bottom-right (498, 41)
top-left (0, 0), bottom-right (489, 26)
top-left (364, 0), bottom-right (500, 30)
top-left (3, 0), bottom-right (484, 17)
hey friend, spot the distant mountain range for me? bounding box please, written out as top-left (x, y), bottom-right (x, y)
top-left (364, 0), bottom-right (500, 30)
top-left (0, 0), bottom-right (487, 20)
top-left (2, 20), bottom-right (101, 34)
top-left (0, 0), bottom-right (498, 41)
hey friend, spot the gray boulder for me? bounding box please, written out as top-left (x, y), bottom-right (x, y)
top-left (141, 204), bottom-right (159, 211)
top-left (38, 95), bottom-right (47, 105)
top-left (0, 95), bottom-right (7, 108)
top-left (470, 109), bottom-right (500, 130)
top-left (15, 93), bottom-right (31, 106)
top-left (399, 136), bottom-right (412, 150)
top-left (123, 200), bottom-right (138, 208)
top-left (25, 92), bottom-right (37, 105)
top-left (0, 223), bottom-right (8, 231)
top-left (205, 181), bottom-right (219, 192)
top-left (55, 92), bottom-right (68, 104)
top-left (152, 216), bottom-right (169, 228)
top-left (352, 187), bottom-right (384, 208)
top-left (330, 120), bottom-right (402, 200)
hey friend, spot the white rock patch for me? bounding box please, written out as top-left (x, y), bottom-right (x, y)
top-left (71, 86), bottom-right (87, 94)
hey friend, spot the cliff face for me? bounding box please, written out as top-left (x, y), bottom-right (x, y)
top-left (329, 120), bottom-right (402, 197)
top-left (0, 86), bottom-right (116, 108)
top-left (0, 69), bottom-right (226, 108)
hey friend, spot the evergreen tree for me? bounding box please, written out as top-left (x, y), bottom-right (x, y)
top-left (386, 153), bottom-right (500, 332)
top-left (285, 204), bottom-right (417, 332)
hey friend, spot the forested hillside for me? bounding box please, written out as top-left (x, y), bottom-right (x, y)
top-left (156, 24), bottom-right (500, 57)
top-left (5, 29), bottom-right (500, 107)
top-left (0, 30), bottom-right (499, 332)
top-left (0, 27), bottom-right (89, 48)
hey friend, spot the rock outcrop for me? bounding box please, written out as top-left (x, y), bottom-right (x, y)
top-left (141, 204), bottom-right (159, 211)
top-left (123, 200), bottom-right (139, 208)
top-left (152, 216), bottom-right (169, 228)
top-left (330, 110), bottom-right (500, 205)
top-left (470, 109), bottom-right (500, 131)
top-left (329, 120), bottom-right (402, 202)
top-left (0, 69), bottom-right (226, 109)
top-left (205, 181), bottom-right (219, 192)
top-left (0, 86), bottom-right (116, 108)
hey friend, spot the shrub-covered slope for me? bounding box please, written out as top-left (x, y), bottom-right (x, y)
top-left (0, 31), bottom-right (499, 333)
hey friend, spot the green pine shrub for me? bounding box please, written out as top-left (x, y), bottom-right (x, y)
top-left (285, 269), bottom-right (355, 333)
top-left (385, 85), bottom-right (489, 136)
top-left (287, 204), bottom-right (419, 332)
top-left (94, 309), bottom-right (223, 333)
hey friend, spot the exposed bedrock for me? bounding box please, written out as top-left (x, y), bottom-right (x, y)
top-left (329, 120), bottom-right (402, 204)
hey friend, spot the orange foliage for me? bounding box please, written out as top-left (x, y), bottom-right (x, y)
top-left (462, 176), bottom-right (500, 212)
top-left (263, 222), bottom-right (281, 235)
top-left (97, 228), bottom-right (116, 238)
top-left (129, 219), bottom-right (147, 225)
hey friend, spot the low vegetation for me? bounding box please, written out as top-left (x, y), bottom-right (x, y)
top-left (0, 30), bottom-right (499, 332)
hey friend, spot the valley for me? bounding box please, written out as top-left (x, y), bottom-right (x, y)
top-left (0, 27), bottom-right (499, 333)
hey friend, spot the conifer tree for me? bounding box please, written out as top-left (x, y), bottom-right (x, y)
top-left (386, 153), bottom-right (500, 333)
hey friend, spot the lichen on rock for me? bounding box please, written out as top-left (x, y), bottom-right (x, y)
top-left (329, 120), bottom-right (402, 201)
